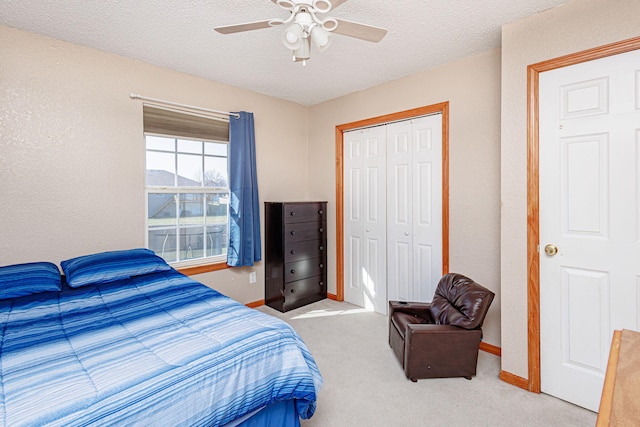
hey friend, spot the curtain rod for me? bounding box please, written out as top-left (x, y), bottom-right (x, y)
top-left (130, 93), bottom-right (240, 119)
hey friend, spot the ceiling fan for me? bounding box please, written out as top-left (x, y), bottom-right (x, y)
top-left (214, 0), bottom-right (388, 65)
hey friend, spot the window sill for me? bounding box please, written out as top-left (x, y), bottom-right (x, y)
top-left (178, 262), bottom-right (229, 276)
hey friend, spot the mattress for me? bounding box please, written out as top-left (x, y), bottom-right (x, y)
top-left (0, 268), bottom-right (322, 426)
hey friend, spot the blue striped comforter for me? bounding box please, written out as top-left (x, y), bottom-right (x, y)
top-left (0, 269), bottom-right (322, 426)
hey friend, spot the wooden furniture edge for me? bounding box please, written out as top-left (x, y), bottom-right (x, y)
top-left (596, 329), bottom-right (622, 426)
top-left (499, 370), bottom-right (530, 391)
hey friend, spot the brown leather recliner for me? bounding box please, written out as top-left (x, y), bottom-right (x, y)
top-left (388, 273), bottom-right (495, 382)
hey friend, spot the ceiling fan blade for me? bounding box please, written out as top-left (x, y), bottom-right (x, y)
top-left (214, 20), bottom-right (273, 35)
top-left (332, 18), bottom-right (387, 43)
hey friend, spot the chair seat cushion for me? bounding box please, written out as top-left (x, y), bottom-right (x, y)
top-left (391, 312), bottom-right (428, 339)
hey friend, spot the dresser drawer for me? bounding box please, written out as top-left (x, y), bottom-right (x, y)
top-left (284, 239), bottom-right (326, 263)
top-left (283, 202), bottom-right (326, 224)
top-left (283, 276), bottom-right (326, 306)
top-left (284, 221), bottom-right (325, 243)
top-left (284, 258), bottom-right (325, 283)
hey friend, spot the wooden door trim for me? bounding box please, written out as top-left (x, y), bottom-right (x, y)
top-left (335, 102), bottom-right (450, 302)
top-left (527, 36), bottom-right (640, 393)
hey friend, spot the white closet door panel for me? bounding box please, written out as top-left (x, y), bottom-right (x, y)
top-left (344, 132), bottom-right (364, 307)
top-left (344, 126), bottom-right (387, 312)
top-left (412, 115), bottom-right (443, 300)
top-left (387, 120), bottom-right (413, 302)
top-left (414, 243), bottom-right (434, 301)
top-left (391, 240), bottom-right (411, 301)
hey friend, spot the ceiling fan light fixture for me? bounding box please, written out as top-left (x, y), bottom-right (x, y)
top-left (293, 37), bottom-right (311, 65)
top-left (310, 25), bottom-right (331, 51)
top-left (294, 37), bottom-right (311, 59)
top-left (282, 23), bottom-right (304, 50)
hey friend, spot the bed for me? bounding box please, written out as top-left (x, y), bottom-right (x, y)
top-left (0, 248), bottom-right (322, 426)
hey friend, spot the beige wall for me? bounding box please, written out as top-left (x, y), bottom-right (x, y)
top-left (308, 49), bottom-right (503, 347)
top-left (0, 25), bottom-right (310, 304)
top-left (501, 0), bottom-right (640, 378)
top-left (2, 22), bottom-right (503, 346)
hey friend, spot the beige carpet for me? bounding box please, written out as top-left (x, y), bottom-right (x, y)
top-left (258, 299), bottom-right (597, 427)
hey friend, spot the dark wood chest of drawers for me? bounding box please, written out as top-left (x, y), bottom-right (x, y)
top-left (264, 201), bottom-right (327, 312)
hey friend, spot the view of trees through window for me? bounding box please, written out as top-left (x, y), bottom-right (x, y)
top-left (145, 135), bottom-right (229, 264)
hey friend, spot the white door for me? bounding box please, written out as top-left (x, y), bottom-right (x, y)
top-left (344, 114), bottom-right (443, 315)
top-left (344, 126), bottom-right (387, 312)
top-left (539, 48), bottom-right (640, 411)
top-left (387, 115), bottom-right (443, 303)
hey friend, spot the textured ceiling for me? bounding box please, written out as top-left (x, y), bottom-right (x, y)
top-left (0, 0), bottom-right (570, 106)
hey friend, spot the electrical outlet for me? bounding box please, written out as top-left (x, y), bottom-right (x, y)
top-left (249, 271), bottom-right (257, 284)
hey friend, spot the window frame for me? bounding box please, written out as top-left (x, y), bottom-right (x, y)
top-left (144, 132), bottom-right (230, 271)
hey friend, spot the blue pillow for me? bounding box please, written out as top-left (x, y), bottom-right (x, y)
top-left (0, 262), bottom-right (62, 299)
top-left (61, 248), bottom-right (172, 288)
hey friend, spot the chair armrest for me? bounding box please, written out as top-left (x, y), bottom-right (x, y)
top-left (405, 324), bottom-right (482, 347)
top-left (389, 300), bottom-right (434, 319)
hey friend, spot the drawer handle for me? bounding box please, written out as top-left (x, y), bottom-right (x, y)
top-left (290, 269), bottom-right (296, 274)
top-left (318, 210), bottom-right (324, 215)
top-left (290, 250), bottom-right (295, 254)
top-left (290, 231), bottom-right (296, 236)
top-left (290, 211), bottom-right (296, 216)
top-left (319, 246), bottom-right (324, 251)
top-left (319, 264), bottom-right (324, 269)
top-left (290, 288), bottom-right (296, 293)
top-left (319, 281), bottom-right (324, 286)
top-left (319, 228), bottom-right (324, 233)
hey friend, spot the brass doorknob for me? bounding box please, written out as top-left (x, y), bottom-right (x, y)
top-left (544, 244), bottom-right (558, 256)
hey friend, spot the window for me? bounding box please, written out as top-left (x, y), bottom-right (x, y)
top-left (143, 106), bottom-right (230, 267)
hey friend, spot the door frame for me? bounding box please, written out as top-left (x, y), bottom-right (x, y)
top-left (526, 36), bottom-right (640, 393)
top-left (334, 102), bottom-right (450, 301)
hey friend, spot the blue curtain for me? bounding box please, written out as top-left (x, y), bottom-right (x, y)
top-left (227, 111), bottom-right (262, 267)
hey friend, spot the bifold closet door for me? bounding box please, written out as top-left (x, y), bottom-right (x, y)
top-left (343, 125), bottom-right (388, 313)
top-left (386, 115), bottom-right (443, 303)
top-left (343, 114), bottom-right (443, 314)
